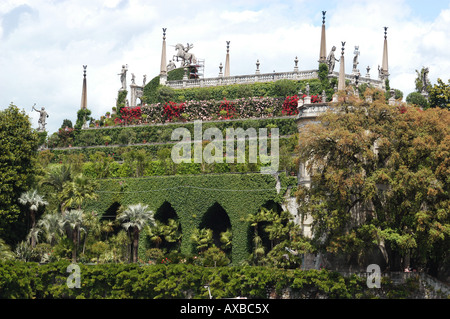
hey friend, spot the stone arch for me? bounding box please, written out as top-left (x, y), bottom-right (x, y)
top-left (200, 202), bottom-right (232, 252)
top-left (154, 201), bottom-right (179, 223)
top-left (103, 201), bottom-right (121, 221)
top-left (256, 200), bottom-right (285, 252)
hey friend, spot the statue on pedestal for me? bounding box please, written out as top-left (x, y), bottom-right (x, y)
top-left (327, 46), bottom-right (339, 74)
top-left (32, 104), bottom-right (48, 132)
top-left (167, 60), bottom-right (177, 71)
top-left (421, 67), bottom-right (430, 94)
top-left (352, 46), bottom-right (360, 73)
top-left (118, 64), bottom-right (128, 90)
top-left (173, 43), bottom-right (197, 66)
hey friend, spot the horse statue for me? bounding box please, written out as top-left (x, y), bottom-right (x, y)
top-left (173, 43), bottom-right (197, 66)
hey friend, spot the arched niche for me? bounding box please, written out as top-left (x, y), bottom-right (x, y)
top-left (200, 202), bottom-right (232, 250)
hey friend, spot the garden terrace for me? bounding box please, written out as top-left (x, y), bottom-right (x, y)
top-left (49, 117), bottom-right (299, 148)
top-left (83, 173), bottom-right (298, 264)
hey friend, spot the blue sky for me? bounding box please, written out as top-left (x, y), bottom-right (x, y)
top-left (0, 0), bottom-right (449, 134)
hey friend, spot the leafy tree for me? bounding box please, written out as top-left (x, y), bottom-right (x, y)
top-left (0, 104), bottom-right (39, 244)
top-left (406, 92), bottom-right (429, 109)
top-left (18, 189), bottom-right (48, 247)
top-left (296, 97), bottom-right (449, 275)
top-left (118, 203), bottom-right (155, 263)
top-left (74, 108), bottom-right (92, 130)
top-left (59, 173), bottom-right (99, 211)
top-left (273, 79), bottom-right (298, 97)
top-left (200, 246), bottom-right (230, 267)
top-left (61, 119), bottom-right (73, 129)
top-left (428, 78), bottom-right (450, 110)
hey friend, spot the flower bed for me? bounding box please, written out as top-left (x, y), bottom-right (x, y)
top-left (142, 96), bottom-right (286, 124)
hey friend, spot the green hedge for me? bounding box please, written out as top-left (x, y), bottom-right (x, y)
top-left (45, 133), bottom-right (299, 166)
top-left (84, 173), bottom-right (296, 263)
top-left (60, 117), bottom-right (298, 148)
top-left (142, 78), bottom-right (324, 104)
top-left (0, 260), bottom-right (386, 299)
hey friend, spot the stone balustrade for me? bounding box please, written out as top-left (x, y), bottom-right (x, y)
top-left (165, 69), bottom-right (384, 90)
top-left (166, 70), bottom-right (319, 89)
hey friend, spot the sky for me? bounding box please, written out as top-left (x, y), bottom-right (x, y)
top-left (1, 0), bottom-right (449, 135)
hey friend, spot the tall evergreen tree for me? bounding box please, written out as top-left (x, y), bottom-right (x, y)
top-left (0, 104), bottom-right (39, 244)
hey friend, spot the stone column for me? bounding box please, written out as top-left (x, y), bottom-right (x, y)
top-left (337, 42), bottom-right (346, 91)
top-left (318, 11), bottom-right (327, 64)
top-left (224, 41), bottom-right (230, 77)
top-left (160, 28), bottom-right (168, 85)
top-left (381, 27), bottom-right (389, 80)
top-left (80, 65), bottom-right (87, 110)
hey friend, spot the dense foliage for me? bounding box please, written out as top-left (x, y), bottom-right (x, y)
top-left (0, 105), bottom-right (39, 244)
top-left (1, 260), bottom-right (433, 299)
top-left (296, 93), bottom-right (450, 276)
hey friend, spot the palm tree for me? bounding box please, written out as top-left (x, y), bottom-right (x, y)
top-left (59, 209), bottom-right (85, 263)
top-left (117, 203), bottom-right (155, 263)
top-left (163, 218), bottom-right (182, 250)
top-left (60, 173), bottom-right (99, 211)
top-left (190, 228), bottom-right (213, 252)
top-left (220, 228), bottom-right (232, 252)
top-left (18, 189), bottom-right (48, 247)
top-left (37, 213), bottom-right (62, 246)
top-left (40, 164), bottom-right (72, 192)
top-left (39, 165), bottom-right (71, 212)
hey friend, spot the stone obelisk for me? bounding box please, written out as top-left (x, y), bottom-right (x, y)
top-left (318, 11), bottom-right (327, 64)
top-left (381, 27), bottom-right (389, 79)
top-left (80, 65), bottom-right (87, 109)
top-left (160, 28), bottom-right (168, 85)
top-left (224, 41), bottom-right (230, 77)
top-left (338, 42), bottom-right (346, 91)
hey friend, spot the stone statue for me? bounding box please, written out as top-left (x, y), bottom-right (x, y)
top-left (327, 46), bottom-right (339, 74)
top-left (131, 73), bottom-right (136, 85)
top-left (143, 75), bottom-right (147, 86)
top-left (353, 46), bottom-right (360, 72)
top-left (32, 104), bottom-right (48, 132)
top-left (118, 64), bottom-right (128, 90)
top-left (167, 60), bottom-right (177, 71)
top-left (173, 43), bottom-right (197, 66)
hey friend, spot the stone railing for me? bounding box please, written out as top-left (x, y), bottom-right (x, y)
top-left (165, 69), bottom-right (384, 90)
top-left (166, 70), bottom-right (319, 89)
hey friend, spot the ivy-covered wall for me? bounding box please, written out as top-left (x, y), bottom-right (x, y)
top-left (85, 173), bottom-right (296, 263)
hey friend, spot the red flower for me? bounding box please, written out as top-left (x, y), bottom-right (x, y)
top-left (282, 95), bottom-right (299, 115)
top-left (218, 99), bottom-right (236, 119)
top-left (163, 101), bottom-right (185, 121)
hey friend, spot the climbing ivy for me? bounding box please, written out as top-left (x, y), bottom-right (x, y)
top-left (84, 173), bottom-right (296, 264)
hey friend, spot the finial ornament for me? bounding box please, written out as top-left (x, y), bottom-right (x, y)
top-left (83, 65), bottom-right (87, 78)
top-left (322, 11), bottom-right (326, 24)
top-left (384, 26), bottom-right (388, 39)
top-left (162, 27), bottom-right (167, 40)
top-left (226, 41), bottom-right (230, 52)
top-left (341, 41), bottom-right (346, 55)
